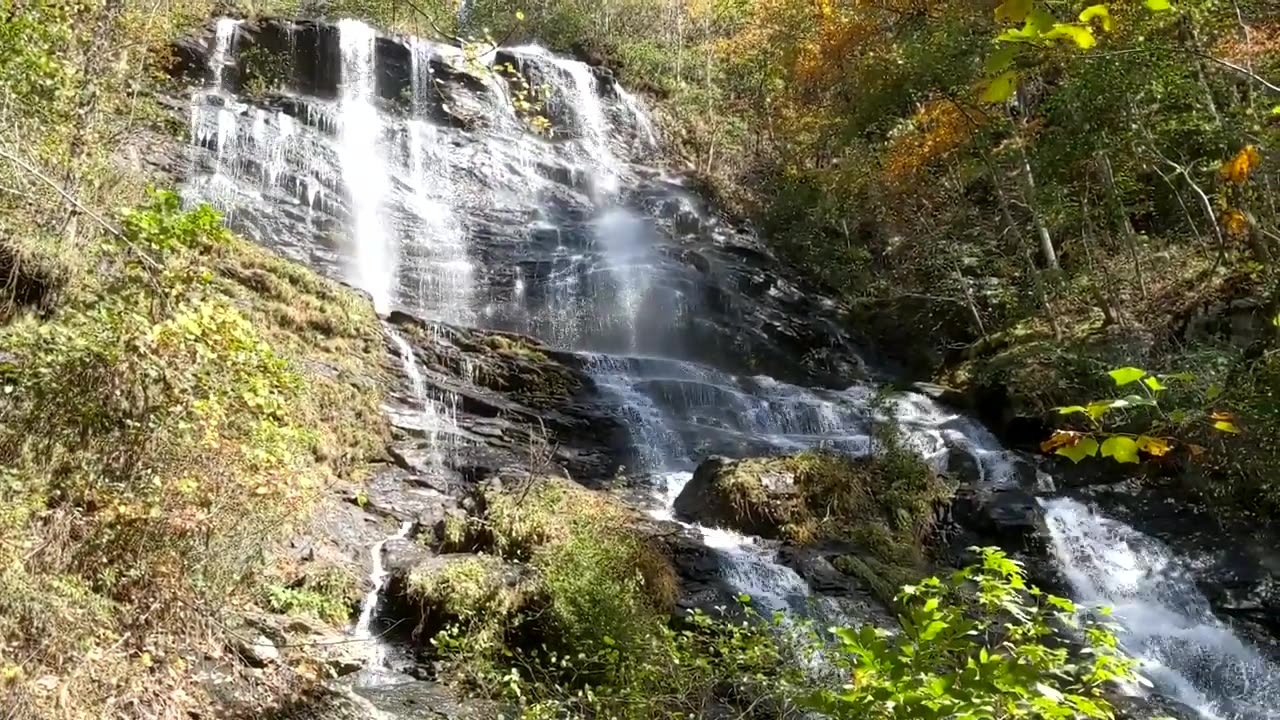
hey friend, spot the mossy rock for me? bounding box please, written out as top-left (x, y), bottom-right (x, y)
top-left (674, 450), bottom-right (953, 604)
top-left (396, 478), bottom-right (680, 670)
top-left (405, 553), bottom-right (544, 646)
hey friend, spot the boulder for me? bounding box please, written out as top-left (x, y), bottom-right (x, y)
top-left (675, 451), bottom-right (951, 604)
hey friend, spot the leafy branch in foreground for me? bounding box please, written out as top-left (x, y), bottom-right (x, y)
top-left (809, 547), bottom-right (1136, 720)
top-left (1043, 366), bottom-right (1242, 464)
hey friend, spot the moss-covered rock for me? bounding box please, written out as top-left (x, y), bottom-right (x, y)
top-left (392, 477), bottom-right (681, 675)
top-left (674, 449), bottom-right (952, 603)
top-left (405, 553), bottom-right (543, 647)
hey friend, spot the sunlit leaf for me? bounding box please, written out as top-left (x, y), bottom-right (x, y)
top-left (982, 70), bottom-right (1018, 103)
top-left (515, 10), bottom-right (525, 20)
top-left (1219, 145), bottom-right (1261, 184)
top-left (1100, 436), bottom-right (1139, 463)
top-left (995, 0), bottom-right (1033, 23)
top-left (1041, 429), bottom-right (1082, 452)
top-left (1057, 436), bottom-right (1099, 463)
top-left (1044, 24), bottom-right (1097, 49)
top-left (1145, 0), bottom-right (1172, 11)
top-left (985, 46), bottom-right (1018, 74)
top-left (1135, 435), bottom-right (1172, 457)
top-left (1056, 405), bottom-right (1089, 415)
top-left (1108, 367), bottom-right (1147, 386)
top-left (1210, 411), bottom-right (1240, 434)
top-left (1079, 5), bottom-right (1113, 31)
top-left (1143, 376), bottom-right (1167, 392)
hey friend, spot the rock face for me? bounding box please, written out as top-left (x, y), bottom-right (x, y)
top-left (169, 17), bottom-right (866, 390)
top-left (156, 15), bottom-right (1280, 720)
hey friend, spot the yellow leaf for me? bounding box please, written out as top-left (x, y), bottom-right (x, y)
top-left (982, 70), bottom-right (1018, 104)
top-left (995, 0), bottom-right (1033, 23)
top-left (1041, 429), bottom-right (1083, 452)
top-left (1223, 209), bottom-right (1249, 238)
top-left (515, 10), bottom-right (525, 20)
top-left (1213, 420), bottom-right (1241, 434)
top-left (1079, 5), bottom-right (1113, 32)
top-left (1135, 435), bottom-right (1172, 457)
top-left (1219, 145), bottom-right (1261, 184)
top-left (1044, 24), bottom-right (1097, 49)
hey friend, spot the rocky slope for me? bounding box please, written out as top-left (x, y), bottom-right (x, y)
top-left (138, 15), bottom-right (1280, 720)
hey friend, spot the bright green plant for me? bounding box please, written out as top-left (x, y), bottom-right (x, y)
top-left (1043, 366), bottom-right (1240, 464)
top-left (809, 547), bottom-right (1136, 720)
top-left (983, 1), bottom-right (1175, 102)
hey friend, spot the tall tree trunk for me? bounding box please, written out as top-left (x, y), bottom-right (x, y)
top-left (1099, 152), bottom-right (1149, 300)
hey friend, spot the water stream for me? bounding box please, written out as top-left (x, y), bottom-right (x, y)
top-left (184, 18), bottom-right (1279, 717)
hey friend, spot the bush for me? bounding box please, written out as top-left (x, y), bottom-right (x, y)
top-left (0, 191), bottom-right (385, 717)
top-left (810, 548), bottom-right (1135, 720)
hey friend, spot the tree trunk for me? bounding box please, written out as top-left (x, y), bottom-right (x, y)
top-left (1099, 152), bottom-right (1149, 300)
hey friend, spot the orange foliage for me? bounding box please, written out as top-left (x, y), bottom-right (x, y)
top-left (1213, 22), bottom-right (1280, 64)
top-left (881, 99), bottom-right (978, 186)
top-left (1219, 145), bottom-right (1261, 185)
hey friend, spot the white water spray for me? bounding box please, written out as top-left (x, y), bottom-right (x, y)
top-left (1043, 498), bottom-right (1280, 719)
top-left (338, 19), bottom-right (396, 313)
top-left (209, 18), bottom-right (241, 90)
top-left (353, 519), bottom-right (414, 669)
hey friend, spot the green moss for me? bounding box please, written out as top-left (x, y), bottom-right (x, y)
top-left (410, 478), bottom-right (680, 689)
top-left (713, 442), bottom-right (952, 605)
top-left (483, 334), bottom-right (549, 363)
top-left (211, 238), bottom-right (390, 478)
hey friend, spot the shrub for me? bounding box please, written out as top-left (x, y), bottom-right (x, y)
top-left (0, 191), bottom-right (385, 717)
top-left (810, 548), bottom-right (1136, 720)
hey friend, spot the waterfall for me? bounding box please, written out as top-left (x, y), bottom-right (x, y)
top-left (181, 19), bottom-right (1279, 715)
top-left (209, 18), bottom-right (240, 90)
top-left (337, 20), bottom-right (395, 314)
top-left (353, 519), bottom-right (414, 670)
top-left (1043, 498), bottom-right (1280, 719)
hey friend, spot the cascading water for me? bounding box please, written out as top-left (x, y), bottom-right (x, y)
top-left (337, 19), bottom-right (395, 313)
top-left (353, 519), bottom-right (414, 671)
top-left (1043, 498), bottom-right (1280, 720)
top-left (182, 19), bottom-right (1279, 716)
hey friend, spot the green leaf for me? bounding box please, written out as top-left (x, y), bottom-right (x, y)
top-left (1056, 436), bottom-right (1099, 463)
top-left (982, 70), bottom-right (1018, 103)
top-left (1145, 0), bottom-right (1172, 10)
top-left (920, 620), bottom-right (949, 641)
top-left (1056, 405), bottom-right (1089, 415)
top-left (1044, 23), bottom-right (1098, 49)
top-left (1206, 383), bottom-right (1223, 401)
top-left (995, 0), bottom-right (1033, 23)
top-left (985, 46), bottom-right (1018, 74)
top-left (1101, 436), bottom-right (1140, 463)
top-left (1213, 420), bottom-right (1241, 434)
top-left (1143, 376), bottom-right (1167, 392)
top-left (1027, 8), bottom-right (1058, 33)
top-left (1079, 5), bottom-right (1113, 31)
top-left (1108, 367), bottom-right (1147, 386)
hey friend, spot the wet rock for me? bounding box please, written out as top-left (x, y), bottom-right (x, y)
top-left (230, 633), bottom-right (280, 668)
top-left (354, 678), bottom-right (496, 719)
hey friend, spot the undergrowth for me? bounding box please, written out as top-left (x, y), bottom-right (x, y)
top-left (0, 191), bottom-right (386, 718)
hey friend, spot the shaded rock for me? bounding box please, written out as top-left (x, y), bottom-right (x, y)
top-left (354, 678), bottom-right (497, 719)
top-left (231, 633), bottom-right (280, 668)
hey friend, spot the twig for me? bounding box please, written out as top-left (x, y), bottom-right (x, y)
top-left (0, 147), bottom-right (123, 240)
